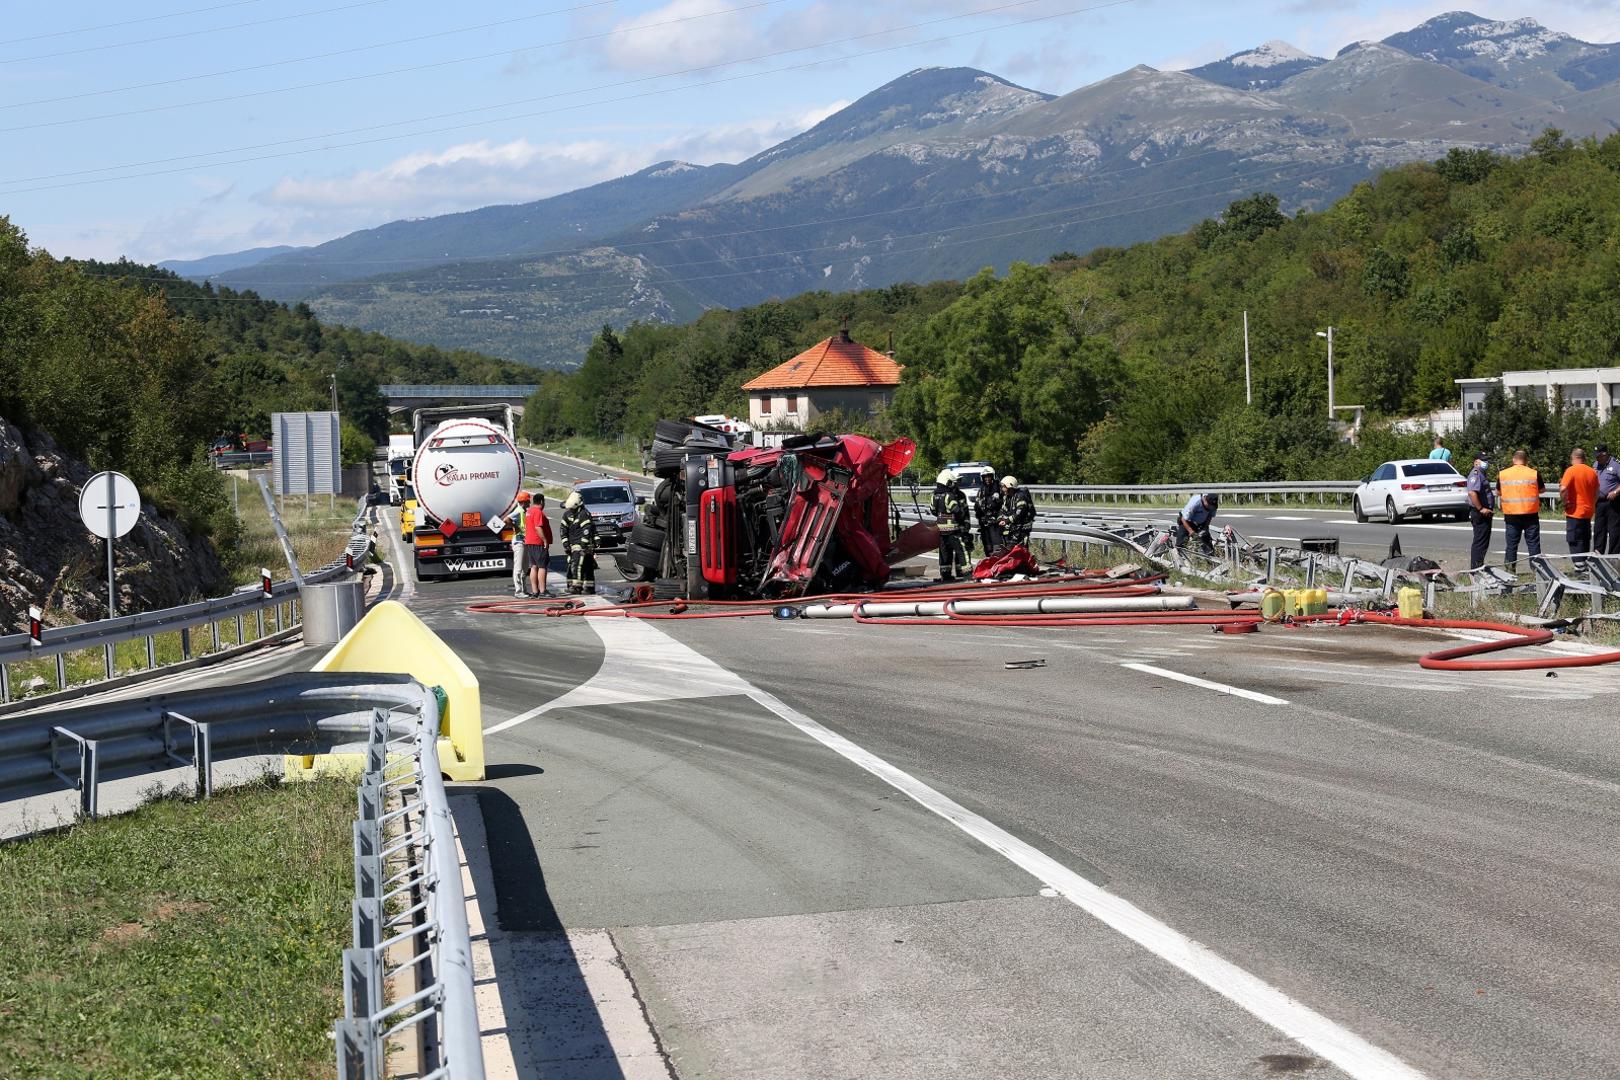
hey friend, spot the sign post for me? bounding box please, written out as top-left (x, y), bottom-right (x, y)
top-left (78, 471), bottom-right (141, 618)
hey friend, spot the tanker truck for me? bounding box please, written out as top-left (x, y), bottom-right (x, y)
top-left (409, 404), bottom-right (524, 580)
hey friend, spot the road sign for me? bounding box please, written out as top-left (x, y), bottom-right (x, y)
top-left (79, 471), bottom-right (140, 619)
top-left (272, 411), bottom-right (340, 497)
top-left (79, 471), bottom-right (140, 539)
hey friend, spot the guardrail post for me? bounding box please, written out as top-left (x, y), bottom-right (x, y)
top-left (256, 608), bottom-right (265, 641)
top-left (104, 642), bottom-right (115, 681)
top-left (50, 728), bottom-right (99, 818)
top-left (235, 614), bottom-right (244, 646)
top-left (0, 664), bottom-right (8, 705)
top-left (1264, 548), bottom-right (1276, 584)
top-left (1305, 554), bottom-right (1316, 589)
top-left (55, 654), bottom-right (66, 691)
top-left (1342, 564), bottom-right (1355, 592)
top-left (180, 625), bottom-right (191, 660)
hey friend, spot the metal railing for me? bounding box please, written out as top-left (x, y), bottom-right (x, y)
top-left (0, 672), bottom-right (484, 1080)
top-left (337, 701), bottom-right (484, 1080)
top-left (379, 384), bottom-right (536, 400)
top-left (209, 450), bottom-right (274, 469)
top-left (893, 480), bottom-right (1561, 507)
top-left (0, 501), bottom-right (374, 705)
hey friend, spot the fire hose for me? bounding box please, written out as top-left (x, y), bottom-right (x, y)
top-left (466, 578), bottom-right (1620, 672)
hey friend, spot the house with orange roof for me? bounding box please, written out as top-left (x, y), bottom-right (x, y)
top-left (740, 327), bottom-right (903, 431)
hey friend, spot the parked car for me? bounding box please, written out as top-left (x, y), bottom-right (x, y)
top-left (574, 478), bottom-right (641, 553)
top-left (400, 486), bottom-right (417, 541)
top-left (943, 460), bottom-right (997, 503)
top-left (1353, 459), bottom-right (1469, 523)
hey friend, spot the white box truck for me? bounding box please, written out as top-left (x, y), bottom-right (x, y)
top-left (409, 404), bottom-right (524, 580)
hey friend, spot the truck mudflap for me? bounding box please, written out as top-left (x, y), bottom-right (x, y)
top-left (761, 467), bottom-right (849, 595)
top-left (699, 486), bottom-right (739, 586)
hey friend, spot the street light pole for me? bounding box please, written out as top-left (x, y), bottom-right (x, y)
top-left (1243, 310), bottom-right (1251, 405)
top-left (1316, 327), bottom-right (1334, 418)
top-left (329, 372), bottom-right (340, 414)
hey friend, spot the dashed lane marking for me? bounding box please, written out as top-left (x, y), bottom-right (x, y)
top-left (1122, 663), bottom-right (1290, 706)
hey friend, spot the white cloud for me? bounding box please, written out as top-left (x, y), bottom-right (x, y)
top-left (601, 0), bottom-right (766, 73)
top-left (113, 98), bottom-right (851, 262)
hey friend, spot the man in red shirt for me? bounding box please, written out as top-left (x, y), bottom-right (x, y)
top-left (524, 493), bottom-right (554, 596)
top-left (1560, 447), bottom-right (1599, 566)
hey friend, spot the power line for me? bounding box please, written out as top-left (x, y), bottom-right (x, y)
top-left (0, 1), bottom-right (269, 47)
top-left (2, 0), bottom-right (792, 133)
top-left (0, 0), bottom-right (1137, 191)
top-left (2, 0), bottom-right (396, 65)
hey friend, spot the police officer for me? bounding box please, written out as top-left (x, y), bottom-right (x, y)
top-left (998, 475), bottom-right (1035, 548)
top-left (1595, 444), bottom-right (1620, 555)
top-left (932, 469), bottom-right (970, 582)
top-left (975, 467), bottom-right (1002, 554)
top-left (1175, 492), bottom-right (1220, 555)
top-left (1464, 454), bottom-right (1494, 571)
top-left (560, 490), bottom-right (598, 594)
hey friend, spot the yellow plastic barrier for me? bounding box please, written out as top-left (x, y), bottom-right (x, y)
top-left (284, 600), bottom-right (485, 782)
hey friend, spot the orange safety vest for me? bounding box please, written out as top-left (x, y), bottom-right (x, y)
top-left (1498, 465), bottom-right (1541, 516)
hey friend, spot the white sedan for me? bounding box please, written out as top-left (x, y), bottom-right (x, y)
top-left (1352, 459), bottom-right (1470, 523)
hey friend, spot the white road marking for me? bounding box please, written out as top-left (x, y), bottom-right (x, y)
top-left (746, 689), bottom-right (1422, 1080)
top-left (1269, 516), bottom-right (1309, 521)
top-left (499, 615), bottom-right (1423, 1078)
top-left (1122, 663), bottom-right (1290, 705)
top-left (382, 508), bottom-right (419, 602)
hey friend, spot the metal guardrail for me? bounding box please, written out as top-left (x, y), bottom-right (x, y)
top-left (379, 384), bottom-right (537, 399)
top-left (209, 450), bottom-right (273, 469)
top-left (892, 480), bottom-right (1560, 507)
top-left (0, 499), bottom-right (374, 704)
top-left (337, 700), bottom-right (484, 1080)
top-left (0, 672), bottom-right (484, 1080)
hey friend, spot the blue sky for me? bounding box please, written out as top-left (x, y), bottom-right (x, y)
top-left (5, 0), bottom-right (1618, 263)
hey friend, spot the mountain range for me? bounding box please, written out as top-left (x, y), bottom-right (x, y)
top-left (164, 11), bottom-right (1620, 368)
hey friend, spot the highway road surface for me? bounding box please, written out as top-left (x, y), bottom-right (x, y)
top-left (20, 508), bottom-right (1617, 1079)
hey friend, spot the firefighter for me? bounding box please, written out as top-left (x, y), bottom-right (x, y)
top-left (560, 490), bottom-right (598, 594)
top-left (975, 467), bottom-right (1002, 555)
top-left (998, 475), bottom-right (1035, 548)
top-left (932, 469), bottom-right (970, 582)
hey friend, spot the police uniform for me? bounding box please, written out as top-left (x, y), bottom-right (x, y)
top-left (560, 495), bottom-right (598, 594)
top-left (998, 479), bottom-right (1035, 548)
top-left (932, 472), bottom-right (970, 582)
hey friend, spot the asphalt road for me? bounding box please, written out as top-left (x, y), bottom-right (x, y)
top-left (518, 445), bottom-right (656, 496)
top-left (21, 510), bottom-right (1617, 1079)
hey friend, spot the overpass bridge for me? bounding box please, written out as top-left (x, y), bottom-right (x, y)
top-left (380, 383), bottom-right (538, 414)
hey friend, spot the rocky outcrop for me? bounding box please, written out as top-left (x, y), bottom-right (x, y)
top-left (0, 415), bottom-right (227, 633)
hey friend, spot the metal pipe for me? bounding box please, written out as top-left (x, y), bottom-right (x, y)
top-left (802, 595), bottom-right (1194, 619)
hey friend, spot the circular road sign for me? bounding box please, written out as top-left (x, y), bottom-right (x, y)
top-left (79, 471), bottom-right (141, 539)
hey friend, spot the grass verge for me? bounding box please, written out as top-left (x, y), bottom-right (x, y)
top-left (222, 470), bottom-right (361, 588)
top-left (529, 435), bottom-right (645, 474)
top-left (0, 777), bottom-right (355, 1080)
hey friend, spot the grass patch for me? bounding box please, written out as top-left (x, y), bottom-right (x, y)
top-left (527, 435), bottom-right (645, 474)
top-left (222, 472), bottom-right (361, 589)
top-left (0, 777), bottom-right (355, 1080)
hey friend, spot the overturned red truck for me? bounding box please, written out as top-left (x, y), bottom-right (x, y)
top-left (619, 419), bottom-right (926, 599)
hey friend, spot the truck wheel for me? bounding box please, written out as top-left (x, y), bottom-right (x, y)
top-left (626, 541), bottom-right (663, 571)
top-left (630, 522), bottom-right (666, 549)
top-left (652, 577), bottom-right (683, 601)
top-left (616, 556), bottom-right (654, 581)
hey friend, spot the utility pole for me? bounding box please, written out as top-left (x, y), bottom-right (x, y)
top-left (1243, 310), bottom-right (1251, 406)
top-left (1316, 327), bottom-right (1335, 418)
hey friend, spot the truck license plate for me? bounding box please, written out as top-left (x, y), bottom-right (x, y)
top-left (443, 558), bottom-right (505, 572)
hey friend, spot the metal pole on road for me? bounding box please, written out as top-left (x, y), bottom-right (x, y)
top-left (1243, 310), bottom-right (1251, 406)
top-left (1317, 326), bottom-right (1335, 417)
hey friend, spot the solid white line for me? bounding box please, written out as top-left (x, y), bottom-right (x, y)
top-left (747, 688), bottom-right (1422, 1080)
top-left (1122, 662), bottom-right (1289, 705)
top-left (382, 508), bottom-right (418, 602)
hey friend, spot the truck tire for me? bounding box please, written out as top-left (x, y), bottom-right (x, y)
top-left (626, 541), bottom-right (663, 571)
top-left (652, 577), bottom-right (684, 601)
top-left (655, 419), bottom-right (698, 444)
top-left (616, 556), bottom-right (654, 582)
top-left (630, 522), bottom-right (666, 549)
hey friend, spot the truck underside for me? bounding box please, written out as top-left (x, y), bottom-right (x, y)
top-left (623, 420), bottom-right (916, 600)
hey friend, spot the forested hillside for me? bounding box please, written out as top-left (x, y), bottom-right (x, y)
top-left (0, 219), bottom-right (529, 547)
top-left (538, 132), bottom-right (1620, 483)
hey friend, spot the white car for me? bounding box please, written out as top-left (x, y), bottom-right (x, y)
top-left (1352, 459), bottom-right (1469, 523)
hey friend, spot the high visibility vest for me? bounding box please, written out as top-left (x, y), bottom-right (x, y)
top-left (1498, 465), bottom-right (1541, 516)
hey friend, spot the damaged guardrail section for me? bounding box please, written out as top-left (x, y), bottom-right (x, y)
top-left (0, 672), bottom-right (484, 1080)
top-left (0, 499), bottom-right (374, 705)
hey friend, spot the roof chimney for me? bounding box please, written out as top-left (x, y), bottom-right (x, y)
top-left (839, 313), bottom-right (851, 343)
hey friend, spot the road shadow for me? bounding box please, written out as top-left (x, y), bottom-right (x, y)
top-left (471, 788), bottom-right (628, 1079)
top-left (484, 762), bottom-right (545, 781)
